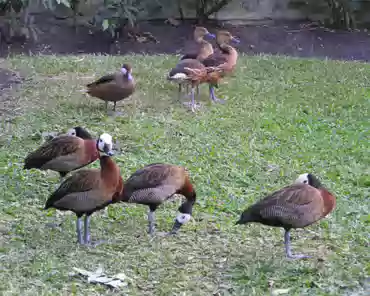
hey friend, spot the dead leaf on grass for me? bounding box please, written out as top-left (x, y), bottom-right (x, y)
top-left (70, 267), bottom-right (131, 290)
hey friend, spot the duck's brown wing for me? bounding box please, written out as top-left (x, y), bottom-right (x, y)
top-left (45, 169), bottom-right (106, 213)
top-left (256, 184), bottom-right (324, 228)
top-left (202, 54), bottom-right (228, 67)
top-left (24, 136), bottom-right (84, 171)
top-left (123, 163), bottom-right (184, 204)
top-left (168, 59), bottom-right (205, 80)
top-left (180, 53), bottom-right (198, 60)
top-left (87, 74), bottom-right (116, 87)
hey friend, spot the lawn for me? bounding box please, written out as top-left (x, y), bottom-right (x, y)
top-left (0, 54), bottom-right (369, 296)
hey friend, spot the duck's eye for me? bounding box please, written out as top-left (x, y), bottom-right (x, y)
top-left (182, 215), bottom-right (186, 220)
top-left (303, 180), bottom-right (308, 183)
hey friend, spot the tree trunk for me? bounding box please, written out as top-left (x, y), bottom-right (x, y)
top-left (204, 0), bottom-right (232, 18)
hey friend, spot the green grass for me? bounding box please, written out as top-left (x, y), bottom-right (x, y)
top-left (0, 54), bottom-right (369, 296)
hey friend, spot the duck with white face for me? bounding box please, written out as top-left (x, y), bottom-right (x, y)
top-left (236, 172), bottom-right (336, 259)
top-left (66, 126), bottom-right (93, 140)
top-left (96, 133), bottom-right (114, 156)
top-left (295, 173), bottom-right (323, 188)
top-left (44, 132), bottom-right (123, 246)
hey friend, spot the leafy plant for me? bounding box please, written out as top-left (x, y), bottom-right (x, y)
top-left (92, 0), bottom-right (166, 39)
top-left (0, 0), bottom-right (80, 42)
top-left (0, 0), bottom-right (40, 42)
top-left (325, 0), bottom-right (356, 29)
top-left (192, 0), bottom-right (234, 23)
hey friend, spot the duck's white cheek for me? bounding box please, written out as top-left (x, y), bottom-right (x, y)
top-left (176, 213), bottom-right (191, 224)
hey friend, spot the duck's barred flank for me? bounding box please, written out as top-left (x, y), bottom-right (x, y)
top-left (24, 127), bottom-right (99, 179)
top-left (236, 174), bottom-right (336, 259)
top-left (117, 163), bottom-right (196, 235)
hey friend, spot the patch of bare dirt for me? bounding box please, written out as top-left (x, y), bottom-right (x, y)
top-left (1, 15), bottom-right (370, 61)
top-left (0, 68), bottom-right (22, 119)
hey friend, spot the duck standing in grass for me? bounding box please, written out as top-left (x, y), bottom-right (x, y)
top-left (118, 163), bottom-right (196, 235)
top-left (24, 126), bottom-right (97, 181)
top-left (168, 59), bottom-right (204, 112)
top-left (44, 133), bottom-right (123, 246)
top-left (168, 27), bottom-right (215, 107)
top-left (178, 26), bottom-right (216, 95)
top-left (86, 63), bottom-right (135, 115)
top-left (236, 173), bottom-right (336, 259)
top-left (202, 30), bottom-right (240, 104)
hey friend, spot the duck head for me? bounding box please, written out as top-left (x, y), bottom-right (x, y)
top-left (66, 126), bottom-right (93, 139)
top-left (216, 30), bottom-right (240, 45)
top-left (96, 133), bottom-right (114, 156)
top-left (295, 173), bottom-right (323, 189)
top-left (120, 64), bottom-right (133, 81)
top-left (194, 26), bottom-right (216, 41)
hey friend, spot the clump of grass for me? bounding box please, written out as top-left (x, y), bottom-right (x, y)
top-left (0, 54), bottom-right (369, 295)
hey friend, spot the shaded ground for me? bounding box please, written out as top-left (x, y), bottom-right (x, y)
top-left (0, 68), bottom-right (21, 91)
top-left (1, 16), bottom-right (370, 61)
top-left (0, 67), bottom-right (22, 119)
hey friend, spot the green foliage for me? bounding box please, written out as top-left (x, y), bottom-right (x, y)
top-left (194, 0), bottom-right (233, 22)
top-left (298, 0), bottom-right (356, 29)
top-left (91, 0), bottom-right (171, 38)
top-left (0, 0), bottom-right (39, 42)
top-left (0, 0), bottom-right (79, 41)
top-left (325, 0), bottom-right (356, 29)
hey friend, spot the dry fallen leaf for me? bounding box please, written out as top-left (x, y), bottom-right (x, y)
top-left (271, 288), bottom-right (291, 296)
top-left (71, 267), bottom-right (130, 290)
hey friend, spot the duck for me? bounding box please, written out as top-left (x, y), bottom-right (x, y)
top-left (202, 30), bottom-right (240, 104)
top-left (178, 26), bottom-right (216, 96)
top-left (236, 173), bottom-right (336, 259)
top-left (179, 65), bottom-right (224, 106)
top-left (43, 126), bottom-right (93, 142)
top-left (168, 58), bottom-right (208, 112)
top-left (180, 26), bottom-right (216, 62)
top-left (44, 133), bottom-right (123, 246)
top-left (86, 63), bottom-right (135, 114)
top-left (118, 163), bottom-right (196, 235)
top-left (168, 27), bottom-right (215, 103)
top-left (24, 126), bottom-right (100, 181)
top-left (65, 126), bottom-right (93, 139)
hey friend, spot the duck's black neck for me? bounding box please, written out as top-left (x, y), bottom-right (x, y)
top-left (76, 128), bottom-right (92, 139)
top-left (308, 174), bottom-right (323, 189)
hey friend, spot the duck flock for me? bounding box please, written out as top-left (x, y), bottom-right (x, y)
top-left (22, 27), bottom-right (336, 260)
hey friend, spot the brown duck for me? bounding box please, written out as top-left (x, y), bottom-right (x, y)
top-left (236, 173), bottom-right (336, 259)
top-left (168, 58), bottom-right (207, 112)
top-left (178, 26), bottom-right (216, 96)
top-left (168, 28), bottom-right (215, 108)
top-left (180, 26), bottom-right (216, 62)
top-left (86, 63), bottom-right (135, 114)
top-left (44, 133), bottom-right (123, 246)
top-left (43, 126), bottom-right (93, 142)
top-left (24, 127), bottom-right (99, 181)
top-left (118, 163), bottom-right (196, 235)
top-left (202, 30), bottom-right (240, 104)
